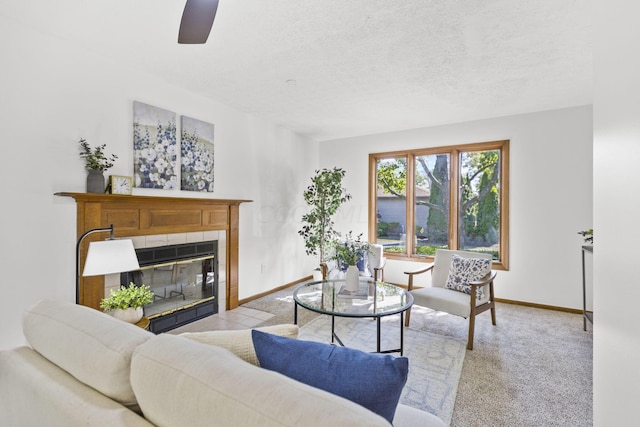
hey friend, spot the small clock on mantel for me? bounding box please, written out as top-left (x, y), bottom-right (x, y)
top-left (108, 175), bottom-right (133, 195)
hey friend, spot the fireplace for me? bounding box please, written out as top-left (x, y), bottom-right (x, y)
top-left (121, 241), bottom-right (219, 333)
top-left (56, 192), bottom-right (251, 313)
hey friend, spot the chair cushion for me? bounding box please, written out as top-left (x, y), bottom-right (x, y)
top-left (252, 329), bottom-right (408, 424)
top-left (411, 287), bottom-right (471, 318)
top-left (179, 323), bottom-right (299, 365)
top-left (445, 254), bottom-right (491, 299)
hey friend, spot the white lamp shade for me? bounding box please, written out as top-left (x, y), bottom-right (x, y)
top-left (82, 239), bottom-right (140, 276)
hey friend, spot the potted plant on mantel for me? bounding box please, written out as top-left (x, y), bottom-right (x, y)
top-left (100, 283), bottom-right (153, 324)
top-left (298, 167), bottom-right (352, 280)
top-left (78, 138), bottom-right (118, 193)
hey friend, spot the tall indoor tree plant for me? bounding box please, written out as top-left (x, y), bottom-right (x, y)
top-left (299, 167), bottom-right (352, 270)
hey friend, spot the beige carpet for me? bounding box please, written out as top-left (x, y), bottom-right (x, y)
top-left (408, 304), bottom-right (593, 427)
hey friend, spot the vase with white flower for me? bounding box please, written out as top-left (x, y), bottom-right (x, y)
top-left (332, 232), bottom-right (370, 291)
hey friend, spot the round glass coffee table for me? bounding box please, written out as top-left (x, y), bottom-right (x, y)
top-left (293, 279), bottom-right (413, 355)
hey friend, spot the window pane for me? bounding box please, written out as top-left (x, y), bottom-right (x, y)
top-left (375, 157), bottom-right (407, 255)
top-left (414, 154), bottom-right (450, 255)
top-left (459, 150), bottom-right (500, 260)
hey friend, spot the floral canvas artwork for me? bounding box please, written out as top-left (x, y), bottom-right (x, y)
top-left (133, 101), bottom-right (178, 189)
top-left (181, 116), bottom-right (214, 192)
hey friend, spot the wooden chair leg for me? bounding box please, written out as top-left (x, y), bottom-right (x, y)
top-left (491, 305), bottom-right (497, 325)
top-left (467, 315), bottom-right (475, 351)
top-left (404, 307), bottom-right (412, 327)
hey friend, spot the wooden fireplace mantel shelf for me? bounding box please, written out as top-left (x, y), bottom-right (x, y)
top-left (56, 192), bottom-right (252, 311)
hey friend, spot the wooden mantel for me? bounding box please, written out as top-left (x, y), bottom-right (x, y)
top-left (56, 192), bottom-right (251, 311)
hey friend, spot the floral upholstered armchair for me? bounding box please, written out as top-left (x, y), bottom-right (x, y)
top-left (404, 249), bottom-right (497, 350)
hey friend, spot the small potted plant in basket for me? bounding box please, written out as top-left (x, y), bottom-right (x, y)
top-left (78, 138), bottom-right (118, 193)
top-left (100, 283), bottom-right (153, 324)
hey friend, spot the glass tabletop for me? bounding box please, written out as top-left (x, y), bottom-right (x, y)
top-left (293, 279), bottom-right (413, 318)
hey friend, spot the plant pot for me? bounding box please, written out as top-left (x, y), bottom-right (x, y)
top-left (86, 169), bottom-right (105, 193)
top-left (345, 265), bottom-right (360, 291)
top-left (312, 269), bottom-right (323, 282)
top-left (111, 307), bottom-right (143, 323)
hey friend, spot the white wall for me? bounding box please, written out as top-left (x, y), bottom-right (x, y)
top-left (593, 1), bottom-right (640, 424)
top-left (320, 106), bottom-right (593, 309)
top-left (0, 15), bottom-right (318, 351)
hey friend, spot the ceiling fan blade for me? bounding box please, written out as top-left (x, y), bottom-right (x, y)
top-left (178, 0), bottom-right (219, 44)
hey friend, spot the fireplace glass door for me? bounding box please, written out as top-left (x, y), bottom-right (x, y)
top-left (137, 256), bottom-right (216, 317)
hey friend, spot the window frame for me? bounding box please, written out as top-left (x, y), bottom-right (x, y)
top-left (368, 140), bottom-right (509, 270)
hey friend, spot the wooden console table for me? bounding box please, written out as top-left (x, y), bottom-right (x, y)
top-left (56, 192), bottom-right (251, 311)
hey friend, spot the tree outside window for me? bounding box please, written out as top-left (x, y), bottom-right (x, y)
top-left (370, 140), bottom-right (509, 269)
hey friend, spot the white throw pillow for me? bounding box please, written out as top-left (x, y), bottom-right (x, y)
top-left (179, 323), bottom-right (298, 365)
top-left (444, 255), bottom-right (491, 299)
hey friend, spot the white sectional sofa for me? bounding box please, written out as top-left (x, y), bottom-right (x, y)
top-left (0, 299), bottom-right (445, 427)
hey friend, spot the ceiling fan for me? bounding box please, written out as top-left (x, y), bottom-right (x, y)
top-left (178, 0), bottom-right (219, 44)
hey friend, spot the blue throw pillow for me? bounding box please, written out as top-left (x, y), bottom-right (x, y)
top-left (251, 329), bottom-right (408, 424)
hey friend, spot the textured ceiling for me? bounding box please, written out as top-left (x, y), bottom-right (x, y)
top-left (4, 0), bottom-right (592, 141)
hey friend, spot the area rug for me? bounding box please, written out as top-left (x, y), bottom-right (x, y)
top-left (297, 314), bottom-right (466, 426)
top-left (243, 286), bottom-right (318, 327)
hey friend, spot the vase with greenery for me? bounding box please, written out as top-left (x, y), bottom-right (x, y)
top-left (100, 283), bottom-right (153, 323)
top-left (298, 167), bottom-right (352, 267)
top-left (79, 138), bottom-right (118, 193)
top-left (332, 231), bottom-right (370, 267)
top-left (332, 232), bottom-right (370, 291)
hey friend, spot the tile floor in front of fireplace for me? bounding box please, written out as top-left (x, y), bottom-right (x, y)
top-left (167, 306), bottom-right (275, 334)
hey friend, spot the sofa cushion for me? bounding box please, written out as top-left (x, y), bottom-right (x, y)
top-left (179, 323), bottom-right (298, 365)
top-left (130, 334), bottom-right (392, 427)
top-left (393, 404), bottom-right (446, 427)
top-left (444, 254), bottom-right (491, 299)
top-left (252, 330), bottom-right (408, 424)
top-left (22, 299), bottom-right (153, 407)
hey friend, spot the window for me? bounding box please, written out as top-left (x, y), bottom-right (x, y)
top-left (369, 140), bottom-right (509, 270)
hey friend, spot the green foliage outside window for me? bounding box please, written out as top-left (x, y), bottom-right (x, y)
top-left (425, 154), bottom-right (449, 244)
top-left (372, 141), bottom-right (507, 266)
